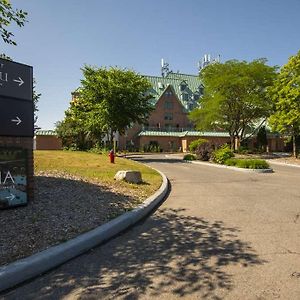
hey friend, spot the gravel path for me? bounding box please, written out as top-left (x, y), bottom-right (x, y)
top-left (0, 172), bottom-right (144, 266)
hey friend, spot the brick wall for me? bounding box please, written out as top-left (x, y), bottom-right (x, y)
top-left (147, 87), bottom-right (192, 129)
top-left (118, 87), bottom-right (193, 150)
top-left (35, 135), bottom-right (62, 150)
top-left (0, 136), bottom-right (34, 201)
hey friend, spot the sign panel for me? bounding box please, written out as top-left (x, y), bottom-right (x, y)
top-left (0, 58), bottom-right (33, 101)
top-left (0, 148), bottom-right (27, 208)
top-left (0, 97), bottom-right (34, 137)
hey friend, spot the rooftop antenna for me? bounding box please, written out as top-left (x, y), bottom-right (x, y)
top-left (198, 54), bottom-right (221, 72)
top-left (161, 58), bottom-right (172, 77)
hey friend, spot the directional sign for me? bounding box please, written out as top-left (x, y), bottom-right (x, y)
top-left (0, 97), bottom-right (34, 137)
top-left (0, 58), bottom-right (33, 101)
top-left (0, 148), bottom-right (28, 208)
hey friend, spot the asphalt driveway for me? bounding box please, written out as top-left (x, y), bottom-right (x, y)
top-left (2, 154), bottom-right (300, 299)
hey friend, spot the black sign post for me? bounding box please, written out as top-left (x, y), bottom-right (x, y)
top-left (0, 58), bottom-right (33, 101)
top-left (0, 97), bottom-right (34, 137)
top-left (0, 58), bottom-right (33, 208)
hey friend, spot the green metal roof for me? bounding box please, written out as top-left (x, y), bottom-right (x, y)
top-left (138, 130), bottom-right (230, 138)
top-left (143, 72), bottom-right (202, 112)
top-left (35, 130), bottom-right (57, 136)
top-left (185, 131), bottom-right (230, 137)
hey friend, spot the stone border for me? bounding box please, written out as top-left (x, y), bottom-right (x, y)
top-left (0, 169), bottom-right (168, 292)
top-left (184, 159), bottom-right (273, 173)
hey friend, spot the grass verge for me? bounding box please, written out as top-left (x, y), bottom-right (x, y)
top-left (34, 150), bottom-right (162, 199)
top-left (225, 158), bottom-right (270, 169)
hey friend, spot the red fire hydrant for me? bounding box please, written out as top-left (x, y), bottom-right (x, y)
top-left (109, 149), bottom-right (115, 163)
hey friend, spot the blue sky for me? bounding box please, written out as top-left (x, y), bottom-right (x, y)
top-left (2, 0), bottom-right (300, 130)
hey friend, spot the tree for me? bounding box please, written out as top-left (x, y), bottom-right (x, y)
top-left (256, 125), bottom-right (268, 151)
top-left (33, 79), bottom-right (41, 125)
top-left (268, 51), bottom-right (300, 157)
top-left (189, 59), bottom-right (277, 150)
top-left (0, 0), bottom-right (27, 45)
top-left (80, 66), bottom-right (153, 144)
top-left (55, 118), bottom-right (91, 150)
top-left (57, 66), bottom-right (154, 149)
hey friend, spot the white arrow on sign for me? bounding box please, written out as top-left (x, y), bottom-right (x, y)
top-left (13, 77), bottom-right (24, 86)
top-left (11, 116), bottom-right (22, 125)
top-left (5, 193), bottom-right (16, 202)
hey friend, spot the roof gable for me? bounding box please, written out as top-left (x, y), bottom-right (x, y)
top-left (143, 72), bottom-right (202, 112)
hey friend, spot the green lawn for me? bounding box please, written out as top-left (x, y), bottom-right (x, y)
top-left (34, 150), bottom-right (162, 199)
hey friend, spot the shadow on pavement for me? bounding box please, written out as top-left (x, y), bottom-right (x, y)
top-left (4, 208), bottom-right (266, 299)
top-left (0, 175), bottom-right (139, 267)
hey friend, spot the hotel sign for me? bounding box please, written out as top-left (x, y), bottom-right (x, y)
top-left (0, 148), bottom-right (28, 208)
top-left (0, 58), bottom-right (33, 101)
top-left (0, 58), bottom-right (34, 137)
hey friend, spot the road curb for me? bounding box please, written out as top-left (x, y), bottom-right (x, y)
top-left (267, 160), bottom-right (300, 168)
top-left (0, 169), bottom-right (168, 292)
top-left (184, 160), bottom-right (273, 173)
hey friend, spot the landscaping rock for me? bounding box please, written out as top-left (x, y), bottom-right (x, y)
top-left (114, 170), bottom-right (142, 184)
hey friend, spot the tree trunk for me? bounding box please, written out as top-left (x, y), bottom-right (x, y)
top-left (230, 135), bottom-right (235, 150)
top-left (292, 134), bottom-right (296, 158)
top-left (235, 135), bottom-right (240, 151)
top-left (109, 130), bottom-right (114, 150)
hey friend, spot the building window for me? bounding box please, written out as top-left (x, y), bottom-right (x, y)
top-left (164, 112), bottom-right (173, 121)
top-left (180, 81), bottom-right (187, 91)
top-left (165, 90), bottom-right (173, 97)
top-left (181, 93), bottom-right (189, 101)
top-left (165, 124), bottom-right (173, 131)
top-left (164, 100), bottom-right (173, 109)
top-left (193, 92), bottom-right (200, 101)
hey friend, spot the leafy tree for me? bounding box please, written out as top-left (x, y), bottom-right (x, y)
top-left (0, 0), bottom-right (27, 45)
top-left (189, 59), bottom-right (277, 150)
top-left (63, 66), bottom-right (154, 147)
top-left (33, 79), bottom-right (41, 125)
top-left (256, 125), bottom-right (268, 151)
top-left (55, 118), bottom-right (91, 150)
top-left (268, 51), bottom-right (300, 157)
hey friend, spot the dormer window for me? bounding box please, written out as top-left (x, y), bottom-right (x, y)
top-left (179, 81), bottom-right (187, 91)
top-left (193, 92), bottom-right (200, 101)
top-left (181, 93), bottom-right (189, 101)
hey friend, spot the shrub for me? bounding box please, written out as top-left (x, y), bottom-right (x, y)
top-left (212, 145), bottom-right (234, 164)
top-left (224, 158), bottom-right (238, 166)
top-left (189, 139), bottom-right (208, 152)
top-left (224, 158), bottom-right (270, 169)
top-left (195, 141), bottom-right (213, 161)
top-left (235, 146), bottom-right (251, 154)
top-left (183, 154), bottom-right (196, 161)
top-left (88, 146), bottom-right (110, 154)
